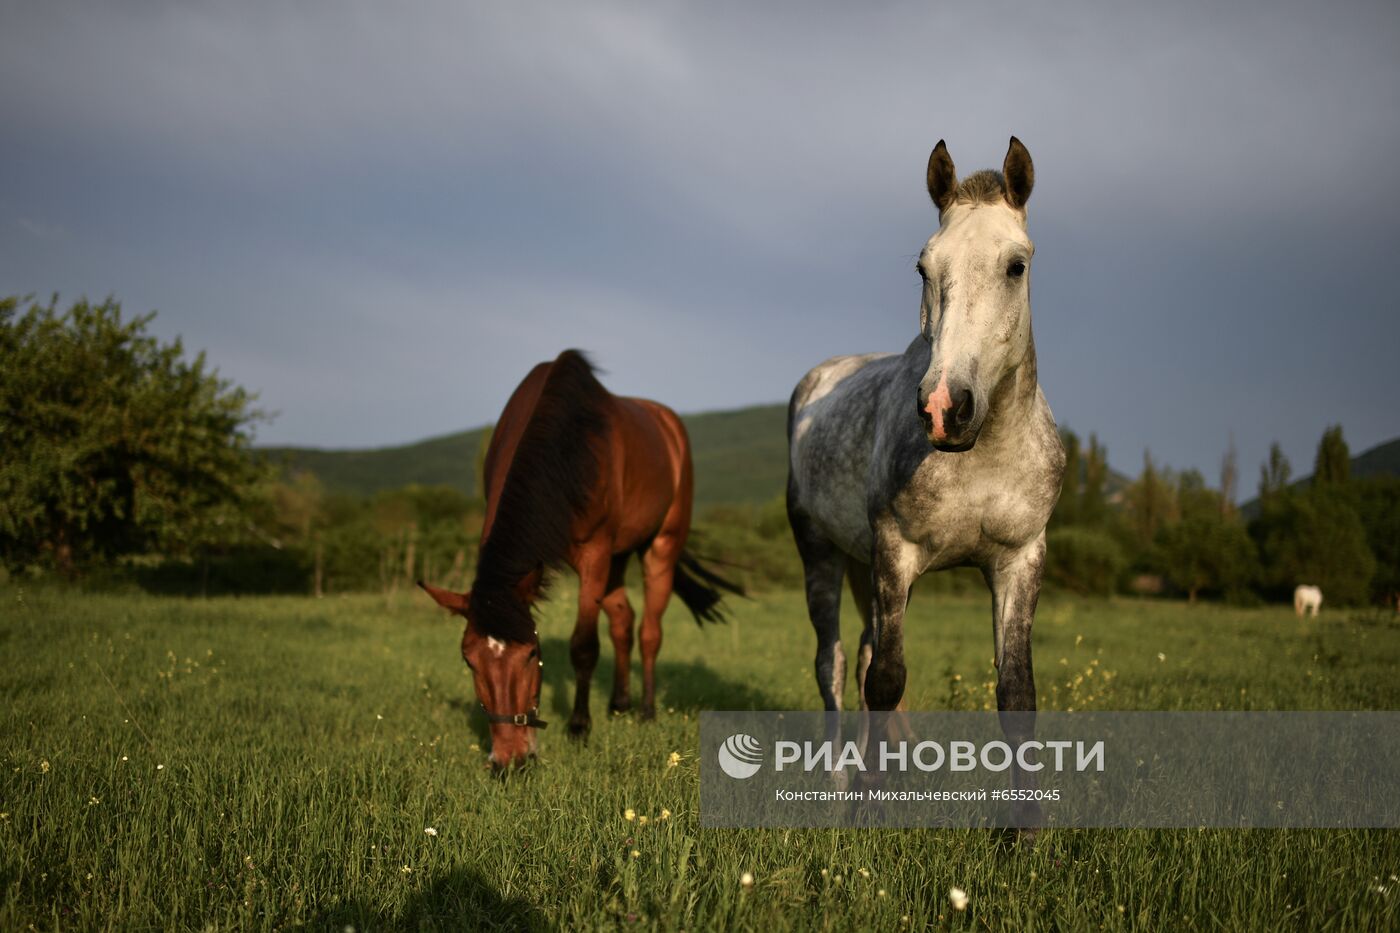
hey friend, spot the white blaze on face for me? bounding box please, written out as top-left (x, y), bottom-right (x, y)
top-left (486, 637), bottom-right (506, 657)
top-left (919, 200), bottom-right (1034, 409)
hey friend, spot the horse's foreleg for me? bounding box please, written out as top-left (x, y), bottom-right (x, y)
top-left (985, 533), bottom-right (1046, 830)
top-left (568, 549), bottom-right (611, 738)
top-left (603, 555), bottom-right (635, 715)
top-left (865, 523), bottom-right (917, 712)
top-left (638, 538), bottom-right (680, 720)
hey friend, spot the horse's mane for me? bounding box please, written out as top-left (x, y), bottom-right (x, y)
top-left (952, 170), bottom-right (1009, 208)
top-left (470, 350), bottom-right (611, 642)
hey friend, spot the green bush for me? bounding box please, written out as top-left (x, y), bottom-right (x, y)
top-left (1045, 527), bottom-right (1127, 596)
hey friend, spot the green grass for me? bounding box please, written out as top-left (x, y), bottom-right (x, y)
top-left (2, 585), bottom-right (1399, 931)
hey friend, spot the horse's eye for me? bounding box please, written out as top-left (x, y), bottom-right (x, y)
top-left (1007, 260), bottom-right (1026, 278)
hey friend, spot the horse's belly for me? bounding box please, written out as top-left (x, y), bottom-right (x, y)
top-left (790, 426), bottom-right (876, 559)
top-left (808, 488), bottom-right (874, 560)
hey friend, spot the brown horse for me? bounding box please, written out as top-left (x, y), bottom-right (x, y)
top-left (419, 350), bottom-right (739, 769)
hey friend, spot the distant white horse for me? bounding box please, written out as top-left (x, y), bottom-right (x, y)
top-left (1294, 585), bottom-right (1323, 618)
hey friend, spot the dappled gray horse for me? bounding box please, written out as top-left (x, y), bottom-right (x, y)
top-left (787, 138), bottom-right (1065, 805)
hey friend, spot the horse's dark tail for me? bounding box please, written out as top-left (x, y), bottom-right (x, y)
top-left (672, 549), bottom-right (746, 625)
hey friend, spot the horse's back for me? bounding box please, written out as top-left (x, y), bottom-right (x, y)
top-left (787, 352), bottom-right (900, 558)
top-left (605, 396), bottom-right (692, 548)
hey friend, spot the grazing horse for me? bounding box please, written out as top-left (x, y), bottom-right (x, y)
top-left (1294, 584), bottom-right (1323, 618)
top-left (420, 350), bottom-right (739, 769)
top-left (787, 138), bottom-right (1064, 810)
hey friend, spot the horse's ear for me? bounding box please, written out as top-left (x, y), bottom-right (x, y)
top-left (1003, 136), bottom-right (1034, 210)
top-left (514, 564), bottom-right (544, 605)
top-left (926, 140), bottom-right (958, 215)
top-left (418, 580), bottom-right (470, 613)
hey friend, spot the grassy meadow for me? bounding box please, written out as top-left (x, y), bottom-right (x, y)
top-left (2, 582), bottom-right (1399, 931)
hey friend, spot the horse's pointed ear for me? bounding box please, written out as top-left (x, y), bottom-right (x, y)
top-left (1003, 136), bottom-right (1034, 210)
top-left (418, 580), bottom-right (470, 613)
top-left (514, 564), bottom-right (544, 605)
top-left (926, 140), bottom-right (958, 215)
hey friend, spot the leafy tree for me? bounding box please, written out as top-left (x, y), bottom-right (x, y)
top-left (1081, 434), bottom-right (1109, 527)
top-left (1250, 486), bottom-right (1375, 606)
top-left (1051, 430), bottom-right (1108, 530)
top-left (260, 470), bottom-right (327, 595)
top-left (1045, 526), bottom-right (1126, 595)
top-left (0, 295), bottom-right (267, 574)
top-left (1258, 442), bottom-right (1292, 502)
top-left (1123, 450), bottom-right (1177, 549)
top-left (1052, 428), bottom-right (1081, 527)
top-left (1354, 476), bottom-right (1400, 607)
top-left (1220, 434), bottom-right (1238, 516)
top-left (1312, 425), bottom-right (1351, 488)
top-left (1154, 473), bottom-right (1256, 602)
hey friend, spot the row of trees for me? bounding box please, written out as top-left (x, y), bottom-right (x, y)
top-left (3, 295), bottom-right (1396, 606)
top-left (1046, 425), bottom-right (1399, 607)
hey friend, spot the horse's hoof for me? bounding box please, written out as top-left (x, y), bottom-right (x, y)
top-left (608, 697), bottom-right (632, 715)
top-left (640, 704), bottom-right (656, 721)
top-left (567, 717), bottom-right (591, 739)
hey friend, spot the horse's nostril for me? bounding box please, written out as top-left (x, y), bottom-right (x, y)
top-left (952, 388), bottom-right (975, 427)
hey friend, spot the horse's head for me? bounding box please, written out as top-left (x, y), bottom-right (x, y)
top-left (419, 580), bottom-right (545, 772)
top-left (915, 137), bottom-right (1036, 451)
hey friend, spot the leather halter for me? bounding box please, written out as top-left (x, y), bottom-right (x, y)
top-left (478, 635), bottom-right (548, 729)
top-left (481, 703), bottom-right (548, 729)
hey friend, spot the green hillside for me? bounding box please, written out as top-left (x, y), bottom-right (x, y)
top-left (1237, 436), bottom-right (1400, 517)
top-left (260, 403), bottom-right (791, 510)
top-left (1351, 437), bottom-right (1400, 479)
top-left (260, 428), bottom-right (490, 499)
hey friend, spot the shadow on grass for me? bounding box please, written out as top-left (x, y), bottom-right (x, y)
top-left (535, 636), bottom-right (784, 716)
top-left (312, 865), bottom-right (546, 932)
top-left (653, 654), bottom-right (784, 710)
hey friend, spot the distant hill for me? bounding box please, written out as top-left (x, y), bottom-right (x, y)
top-left (260, 403), bottom-right (791, 510)
top-left (268, 410), bottom-right (1399, 515)
top-left (1350, 437), bottom-right (1400, 480)
top-left (258, 406), bottom-right (1157, 511)
top-left (1238, 436), bottom-right (1400, 517)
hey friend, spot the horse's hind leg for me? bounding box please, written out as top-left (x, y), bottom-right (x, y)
top-left (790, 494), bottom-right (846, 712)
top-left (638, 535), bottom-right (682, 720)
top-left (603, 554), bottom-right (636, 715)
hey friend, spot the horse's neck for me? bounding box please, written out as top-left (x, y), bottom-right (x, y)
top-left (977, 345), bottom-right (1045, 451)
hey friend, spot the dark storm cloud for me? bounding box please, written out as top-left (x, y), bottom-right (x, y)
top-left (2, 0), bottom-right (1397, 483)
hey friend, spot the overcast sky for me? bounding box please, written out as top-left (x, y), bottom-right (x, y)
top-left (3, 0), bottom-right (1397, 486)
